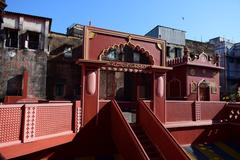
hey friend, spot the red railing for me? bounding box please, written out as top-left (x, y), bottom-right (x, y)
top-left (167, 56), bottom-right (187, 66)
top-left (219, 103), bottom-right (240, 124)
top-left (138, 100), bottom-right (190, 160)
top-left (0, 101), bottom-right (82, 148)
top-left (110, 100), bottom-right (149, 160)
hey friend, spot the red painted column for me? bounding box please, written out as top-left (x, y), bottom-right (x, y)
top-left (22, 70), bottom-right (28, 98)
top-left (153, 73), bottom-right (166, 123)
top-left (82, 66), bottom-right (99, 126)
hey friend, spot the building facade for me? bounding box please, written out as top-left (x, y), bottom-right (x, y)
top-left (1, 7), bottom-right (240, 160)
top-left (47, 25), bottom-right (83, 100)
top-left (209, 37), bottom-right (240, 96)
top-left (0, 11), bottom-right (51, 102)
top-left (145, 25), bottom-right (185, 60)
top-left (146, 26), bottom-right (221, 101)
top-left (167, 47), bottom-right (222, 101)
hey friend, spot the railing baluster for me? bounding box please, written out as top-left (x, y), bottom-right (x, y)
top-left (74, 100), bottom-right (82, 133)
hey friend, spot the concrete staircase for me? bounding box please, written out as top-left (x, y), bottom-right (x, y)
top-left (130, 124), bottom-right (164, 160)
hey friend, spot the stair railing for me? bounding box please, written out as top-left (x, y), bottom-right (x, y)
top-left (110, 99), bottom-right (149, 160)
top-left (138, 100), bottom-right (190, 160)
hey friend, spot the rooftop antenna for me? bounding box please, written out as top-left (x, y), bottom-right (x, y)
top-left (89, 21), bottom-right (92, 26)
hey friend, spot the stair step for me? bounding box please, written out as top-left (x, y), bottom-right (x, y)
top-left (150, 157), bottom-right (163, 160)
top-left (131, 124), bottom-right (163, 160)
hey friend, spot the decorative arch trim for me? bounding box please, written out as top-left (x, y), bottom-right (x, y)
top-left (198, 79), bottom-right (210, 87)
top-left (99, 42), bottom-right (154, 65)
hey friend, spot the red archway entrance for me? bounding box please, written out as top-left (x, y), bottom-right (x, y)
top-left (99, 43), bottom-right (153, 102)
top-left (199, 81), bottom-right (210, 101)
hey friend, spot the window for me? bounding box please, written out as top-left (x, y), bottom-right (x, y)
top-left (174, 47), bottom-right (182, 58)
top-left (74, 85), bottom-right (81, 97)
top-left (25, 31), bottom-right (40, 50)
top-left (133, 52), bottom-right (140, 63)
top-left (169, 79), bottom-right (181, 97)
top-left (55, 83), bottom-right (64, 97)
top-left (101, 44), bottom-right (150, 64)
top-left (5, 28), bottom-right (18, 48)
top-left (237, 58), bottom-right (240, 64)
top-left (166, 46), bottom-right (170, 57)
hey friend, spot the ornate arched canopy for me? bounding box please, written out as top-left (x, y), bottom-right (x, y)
top-left (99, 42), bottom-right (154, 65)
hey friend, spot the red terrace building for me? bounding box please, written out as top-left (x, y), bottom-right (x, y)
top-left (1, 25), bottom-right (240, 160)
top-left (77, 26), bottom-right (170, 123)
top-left (167, 49), bottom-right (223, 101)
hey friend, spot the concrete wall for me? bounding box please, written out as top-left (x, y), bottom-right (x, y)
top-left (146, 26), bottom-right (185, 60)
top-left (0, 48), bottom-right (47, 100)
top-left (0, 12), bottom-right (51, 101)
top-left (47, 32), bottom-right (83, 100)
top-left (159, 26), bottom-right (185, 46)
top-left (3, 12), bottom-right (51, 52)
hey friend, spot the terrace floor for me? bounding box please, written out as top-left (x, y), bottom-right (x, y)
top-left (183, 141), bottom-right (240, 160)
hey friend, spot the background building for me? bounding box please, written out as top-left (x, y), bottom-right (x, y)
top-left (47, 24), bottom-right (83, 100)
top-left (146, 26), bottom-right (221, 101)
top-left (0, 11), bottom-right (51, 102)
top-left (209, 37), bottom-right (240, 96)
top-left (145, 25), bottom-right (185, 60)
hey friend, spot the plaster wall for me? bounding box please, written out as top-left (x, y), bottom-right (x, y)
top-left (0, 48), bottom-right (47, 100)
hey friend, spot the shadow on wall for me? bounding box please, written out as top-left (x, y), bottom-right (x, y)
top-left (6, 75), bottom-right (23, 96)
top-left (0, 153), bottom-right (6, 160)
top-left (169, 103), bottom-right (240, 146)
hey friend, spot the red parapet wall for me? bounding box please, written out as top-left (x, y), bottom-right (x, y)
top-left (200, 101), bottom-right (226, 120)
top-left (35, 104), bottom-right (73, 138)
top-left (22, 103), bottom-right (74, 143)
top-left (166, 102), bottom-right (240, 145)
top-left (0, 104), bottom-right (23, 147)
top-left (166, 101), bottom-right (195, 122)
top-left (0, 101), bottom-right (82, 159)
top-left (166, 101), bottom-right (227, 122)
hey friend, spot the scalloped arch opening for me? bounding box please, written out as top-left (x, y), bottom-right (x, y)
top-left (99, 42), bottom-right (154, 65)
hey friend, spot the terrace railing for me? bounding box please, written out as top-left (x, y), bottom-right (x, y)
top-left (0, 101), bottom-right (82, 148)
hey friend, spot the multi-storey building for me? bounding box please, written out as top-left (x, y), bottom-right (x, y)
top-left (47, 24), bottom-right (83, 100)
top-left (145, 25), bottom-right (185, 60)
top-left (227, 42), bottom-right (240, 93)
top-left (146, 26), bottom-right (222, 101)
top-left (1, 8), bottom-right (240, 160)
top-left (0, 11), bottom-right (51, 102)
top-left (209, 37), bottom-right (240, 96)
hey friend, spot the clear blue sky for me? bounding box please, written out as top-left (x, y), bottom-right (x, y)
top-left (6, 0), bottom-right (240, 42)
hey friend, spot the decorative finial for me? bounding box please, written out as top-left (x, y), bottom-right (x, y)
top-left (128, 35), bottom-right (132, 43)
